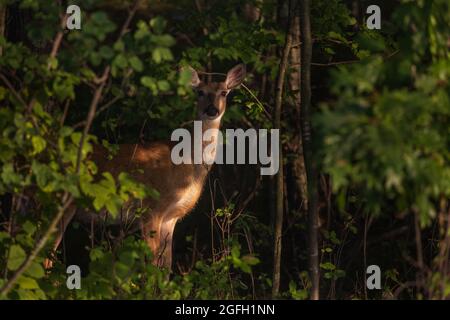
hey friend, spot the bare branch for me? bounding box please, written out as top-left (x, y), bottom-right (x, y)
top-left (0, 73), bottom-right (27, 107)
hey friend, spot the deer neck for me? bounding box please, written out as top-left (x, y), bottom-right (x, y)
top-left (191, 116), bottom-right (223, 179)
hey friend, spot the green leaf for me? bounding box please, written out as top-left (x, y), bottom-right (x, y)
top-left (129, 56), bottom-right (143, 72)
top-left (152, 49), bottom-right (162, 64)
top-left (114, 54), bottom-right (128, 69)
top-left (17, 289), bottom-right (39, 300)
top-left (22, 221), bottom-right (36, 235)
top-left (152, 35), bottom-right (175, 47)
top-left (179, 68), bottom-right (193, 86)
top-left (241, 254), bottom-right (260, 266)
top-left (320, 262), bottom-right (336, 271)
top-left (17, 276), bottom-right (39, 289)
top-left (47, 57), bottom-right (58, 70)
top-left (99, 46), bottom-right (114, 59)
top-left (104, 196), bottom-right (122, 217)
top-left (150, 17), bottom-right (167, 34)
top-left (1, 163), bottom-right (22, 186)
top-left (24, 261), bottom-right (45, 279)
top-left (152, 48), bottom-right (173, 64)
top-left (141, 76), bottom-right (158, 95)
top-left (113, 40), bottom-right (125, 51)
top-left (7, 244), bottom-right (26, 271)
top-left (157, 80), bottom-right (170, 91)
top-left (89, 52), bottom-right (101, 66)
top-left (0, 86), bottom-right (6, 100)
top-left (90, 248), bottom-right (104, 261)
top-left (31, 136), bottom-right (46, 155)
top-left (134, 21), bottom-right (150, 40)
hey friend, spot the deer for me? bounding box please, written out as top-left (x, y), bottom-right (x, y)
top-left (45, 64), bottom-right (247, 270)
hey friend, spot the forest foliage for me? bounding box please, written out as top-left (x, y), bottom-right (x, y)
top-left (0, 0), bottom-right (449, 300)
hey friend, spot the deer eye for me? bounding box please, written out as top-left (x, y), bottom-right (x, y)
top-left (197, 90), bottom-right (205, 97)
top-left (220, 91), bottom-right (228, 97)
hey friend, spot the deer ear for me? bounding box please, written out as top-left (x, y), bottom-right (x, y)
top-left (182, 66), bottom-right (201, 88)
top-left (225, 64), bottom-right (246, 89)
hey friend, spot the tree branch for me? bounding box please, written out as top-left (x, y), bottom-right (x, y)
top-left (27, 13), bottom-right (68, 113)
top-left (75, 0), bottom-right (140, 173)
top-left (0, 73), bottom-right (27, 107)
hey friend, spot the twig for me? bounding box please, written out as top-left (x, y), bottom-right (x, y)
top-left (48, 14), bottom-right (68, 68)
top-left (197, 71), bottom-right (226, 77)
top-left (241, 83), bottom-right (272, 120)
top-left (175, 32), bottom-right (196, 47)
top-left (27, 13), bottom-right (68, 113)
top-left (309, 60), bottom-right (358, 67)
top-left (75, 70), bottom-right (109, 172)
top-left (306, 50), bottom-right (399, 67)
top-left (0, 73), bottom-right (27, 107)
top-left (394, 281), bottom-right (418, 299)
top-left (366, 225), bottom-right (409, 246)
top-left (60, 99), bottom-right (71, 126)
top-left (72, 95), bottom-right (122, 129)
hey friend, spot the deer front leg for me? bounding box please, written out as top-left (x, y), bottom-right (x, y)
top-left (157, 217), bottom-right (178, 270)
top-left (141, 216), bottom-right (177, 270)
top-left (141, 216), bottom-right (162, 264)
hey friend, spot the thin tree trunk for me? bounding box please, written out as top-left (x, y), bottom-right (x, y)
top-left (288, 3), bottom-right (308, 216)
top-left (300, 0), bottom-right (319, 300)
top-left (272, 2), bottom-right (293, 298)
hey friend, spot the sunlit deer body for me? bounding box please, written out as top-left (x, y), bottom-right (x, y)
top-left (47, 64), bottom-right (246, 269)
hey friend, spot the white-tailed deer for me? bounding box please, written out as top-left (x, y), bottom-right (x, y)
top-left (46, 64), bottom-right (246, 270)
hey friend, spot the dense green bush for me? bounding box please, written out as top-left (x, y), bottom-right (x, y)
top-left (317, 0), bottom-right (450, 298)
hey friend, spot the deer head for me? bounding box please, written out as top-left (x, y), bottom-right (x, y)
top-left (187, 64), bottom-right (247, 121)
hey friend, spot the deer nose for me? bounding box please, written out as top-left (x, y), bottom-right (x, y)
top-left (205, 105), bottom-right (219, 117)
